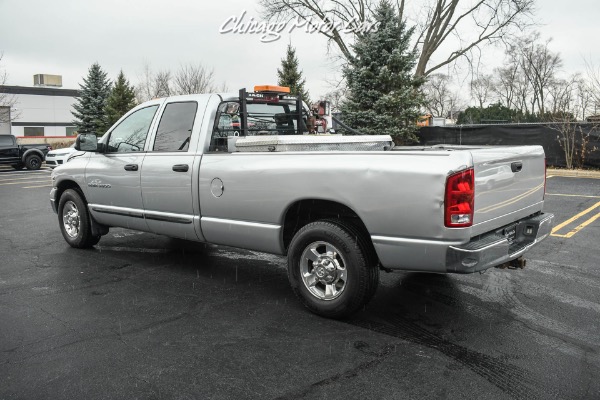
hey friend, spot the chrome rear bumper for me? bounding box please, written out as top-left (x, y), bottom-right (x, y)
top-left (446, 213), bottom-right (554, 273)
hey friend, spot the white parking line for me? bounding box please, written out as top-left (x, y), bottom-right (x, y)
top-left (0, 180), bottom-right (50, 186)
top-left (0, 171), bottom-right (51, 175)
top-left (22, 184), bottom-right (53, 189)
top-left (546, 193), bottom-right (600, 199)
top-left (0, 175), bottom-right (53, 182)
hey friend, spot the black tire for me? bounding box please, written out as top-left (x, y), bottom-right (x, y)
top-left (11, 163), bottom-right (24, 170)
top-left (287, 220), bottom-right (379, 319)
top-left (326, 219), bottom-right (380, 304)
top-left (58, 189), bottom-right (101, 248)
top-left (25, 154), bottom-right (42, 170)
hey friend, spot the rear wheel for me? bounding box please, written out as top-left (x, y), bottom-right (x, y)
top-left (58, 189), bottom-right (101, 248)
top-left (287, 220), bottom-right (379, 319)
top-left (25, 154), bottom-right (42, 170)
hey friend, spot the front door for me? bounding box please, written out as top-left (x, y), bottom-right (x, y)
top-left (85, 104), bottom-right (160, 232)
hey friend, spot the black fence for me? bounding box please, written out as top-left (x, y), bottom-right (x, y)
top-left (417, 123), bottom-right (600, 168)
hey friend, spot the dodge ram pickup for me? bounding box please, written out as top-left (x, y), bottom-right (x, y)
top-left (0, 134), bottom-right (52, 170)
top-left (50, 86), bottom-right (554, 318)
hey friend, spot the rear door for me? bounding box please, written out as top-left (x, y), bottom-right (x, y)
top-left (85, 104), bottom-right (161, 232)
top-left (0, 135), bottom-right (20, 163)
top-left (140, 99), bottom-right (205, 240)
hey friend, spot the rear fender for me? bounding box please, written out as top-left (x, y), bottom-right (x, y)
top-left (21, 148), bottom-right (45, 162)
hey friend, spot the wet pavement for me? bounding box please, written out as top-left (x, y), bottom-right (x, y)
top-left (0, 167), bottom-right (599, 399)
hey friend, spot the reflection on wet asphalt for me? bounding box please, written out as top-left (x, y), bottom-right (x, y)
top-left (1, 175), bottom-right (599, 399)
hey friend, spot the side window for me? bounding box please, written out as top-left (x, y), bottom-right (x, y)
top-left (0, 136), bottom-right (14, 146)
top-left (107, 105), bottom-right (159, 153)
top-left (152, 102), bottom-right (198, 152)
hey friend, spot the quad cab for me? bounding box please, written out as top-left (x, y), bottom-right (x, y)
top-left (50, 85), bottom-right (554, 318)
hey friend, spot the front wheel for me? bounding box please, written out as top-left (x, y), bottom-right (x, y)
top-left (58, 189), bottom-right (101, 248)
top-left (287, 220), bottom-right (379, 319)
top-left (25, 154), bottom-right (42, 170)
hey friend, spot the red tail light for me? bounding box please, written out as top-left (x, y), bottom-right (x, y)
top-left (47, 145), bottom-right (53, 151)
top-left (445, 168), bottom-right (475, 228)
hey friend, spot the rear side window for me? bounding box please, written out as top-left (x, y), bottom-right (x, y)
top-left (153, 102), bottom-right (198, 152)
top-left (0, 136), bottom-right (14, 146)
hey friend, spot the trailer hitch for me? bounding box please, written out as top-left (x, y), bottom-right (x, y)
top-left (495, 257), bottom-right (527, 270)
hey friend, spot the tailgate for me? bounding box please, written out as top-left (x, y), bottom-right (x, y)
top-left (471, 146), bottom-right (546, 236)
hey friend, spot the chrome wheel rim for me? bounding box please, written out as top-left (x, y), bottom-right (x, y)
top-left (300, 241), bottom-right (347, 301)
top-left (62, 200), bottom-right (80, 238)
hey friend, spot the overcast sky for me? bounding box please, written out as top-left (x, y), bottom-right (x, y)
top-left (1, 0), bottom-right (599, 100)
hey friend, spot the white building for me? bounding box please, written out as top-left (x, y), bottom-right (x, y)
top-left (0, 74), bottom-right (79, 138)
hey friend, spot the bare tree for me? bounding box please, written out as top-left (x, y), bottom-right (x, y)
top-left (173, 63), bottom-right (217, 95)
top-left (136, 62), bottom-right (227, 102)
top-left (154, 70), bottom-right (172, 98)
top-left (470, 74), bottom-right (494, 109)
top-left (0, 53), bottom-right (19, 124)
top-left (547, 75), bottom-right (576, 116)
top-left (260, 0), bottom-right (535, 77)
top-left (135, 64), bottom-right (173, 102)
top-left (423, 73), bottom-right (462, 118)
top-left (517, 35), bottom-right (562, 115)
top-left (324, 88), bottom-right (347, 112)
top-left (575, 78), bottom-right (594, 120)
top-left (135, 63), bottom-right (156, 103)
top-left (260, 0), bottom-right (371, 63)
top-left (549, 115), bottom-right (597, 169)
top-left (546, 75), bottom-right (598, 169)
top-left (492, 64), bottom-right (519, 110)
top-left (585, 59), bottom-right (600, 115)
top-left (413, 0), bottom-right (535, 76)
top-left (490, 34), bottom-right (562, 116)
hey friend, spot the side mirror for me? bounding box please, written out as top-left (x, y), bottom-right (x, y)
top-left (75, 133), bottom-right (102, 152)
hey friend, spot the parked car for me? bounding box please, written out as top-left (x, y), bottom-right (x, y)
top-left (0, 134), bottom-right (52, 170)
top-left (50, 86), bottom-right (554, 318)
top-left (45, 143), bottom-right (77, 169)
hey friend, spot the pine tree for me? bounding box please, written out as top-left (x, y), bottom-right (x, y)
top-left (72, 62), bottom-right (111, 135)
top-left (340, 0), bottom-right (424, 143)
top-left (277, 44), bottom-right (311, 104)
top-left (104, 70), bottom-right (137, 131)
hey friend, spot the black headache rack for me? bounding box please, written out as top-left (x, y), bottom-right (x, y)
top-left (238, 88), bottom-right (304, 136)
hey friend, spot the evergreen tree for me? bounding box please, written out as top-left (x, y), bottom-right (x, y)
top-left (277, 44), bottom-right (310, 104)
top-left (457, 103), bottom-right (522, 125)
top-left (104, 70), bottom-right (137, 131)
top-left (340, 0), bottom-right (424, 143)
top-left (72, 62), bottom-right (111, 135)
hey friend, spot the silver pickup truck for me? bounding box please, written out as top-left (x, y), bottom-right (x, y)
top-left (50, 87), bottom-right (554, 318)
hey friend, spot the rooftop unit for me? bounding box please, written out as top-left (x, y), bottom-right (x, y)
top-left (33, 74), bottom-right (63, 87)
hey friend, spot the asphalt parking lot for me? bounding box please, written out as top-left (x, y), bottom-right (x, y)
top-left (0, 166), bottom-right (599, 399)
